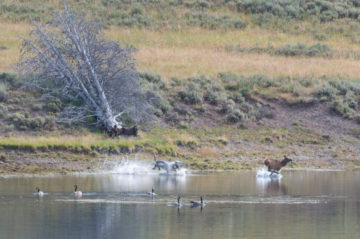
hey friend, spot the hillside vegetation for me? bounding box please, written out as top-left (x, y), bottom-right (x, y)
top-left (1, 0), bottom-right (360, 173)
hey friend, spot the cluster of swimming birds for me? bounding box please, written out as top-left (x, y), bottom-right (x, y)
top-left (146, 188), bottom-right (205, 208)
top-left (35, 184), bottom-right (82, 198)
top-left (34, 186), bottom-right (205, 208)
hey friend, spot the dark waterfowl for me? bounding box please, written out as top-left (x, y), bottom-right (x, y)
top-left (190, 196), bottom-right (205, 208)
top-left (169, 196), bottom-right (182, 207)
top-left (35, 187), bottom-right (44, 197)
top-left (74, 185), bottom-right (83, 197)
top-left (147, 188), bottom-right (157, 196)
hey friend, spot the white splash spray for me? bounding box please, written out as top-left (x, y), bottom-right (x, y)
top-left (111, 160), bottom-right (153, 175)
top-left (256, 167), bottom-right (283, 179)
top-left (111, 159), bottom-right (188, 176)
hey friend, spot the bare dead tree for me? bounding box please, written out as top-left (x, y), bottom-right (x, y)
top-left (18, 4), bottom-right (151, 131)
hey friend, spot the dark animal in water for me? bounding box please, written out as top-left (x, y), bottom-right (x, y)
top-left (190, 196), bottom-right (205, 208)
top-left (171, 160), bottom-right (184, 171)
top-left (152, 152), bottom-right (170, 172)
top-left (152, 153), bottom-right (184, 174)
top-left (264, 155), bottom-right (292, 175)
top-left (108, 125), bottom-right (138, 137)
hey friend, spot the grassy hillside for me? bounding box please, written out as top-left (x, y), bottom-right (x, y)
top-left (1, 0), bottom-right (360, 173)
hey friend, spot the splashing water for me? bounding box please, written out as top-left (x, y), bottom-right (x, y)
top-left (111, 160), bottom-right (153, 175)
top-left (111, 160), bottom-right (188, 175)
top-left (256, 167), bottom-right (283, 179)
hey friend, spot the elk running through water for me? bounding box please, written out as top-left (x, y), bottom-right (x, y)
top-left (264, 155), bottom-right (293, 175)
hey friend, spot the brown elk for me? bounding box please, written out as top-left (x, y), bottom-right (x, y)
top-left (264, 155), bottom-right (293, 175)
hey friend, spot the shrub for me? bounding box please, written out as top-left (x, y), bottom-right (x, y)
top-left (355, 115), bottom-right (360, 124)
top-left (315, 87), bottom-right (337, 100)
top-left (291, 84), bottom-right (303, 97)
top-left (130, 4), bottom-right (143, 16)
top-left (3, 124), bottom-right (14, 132)
top-left (219, 98), bottom-right (235, 114)
top-left (0, 104), bottom-right (7, 118)
top-left (165, 112), bottom-right (180, 125)
top-left (8, 112), bottom-right (25, 123)
top-left (44, 117), bottom-right (56, 131)
top-left (274, 43), bottom-right (332, 57)
top-left (332, 98), bottom-right (356, 119)
top-left (0, 83), bottom-right (8, 102)
top-left (225, 43), bottom-right (333, 58)
top-left (31, 103), bottom-right (43, 111)
top-left (252, 74), bottom-right (277, 88)
top-left (298, 78), bottom-right (315, 88)
top-left (7, 113), bottom-right (48, 130)
top-left (28, 117), bottom-right (46, 129)
top-left (139, 71), bottom-right (166, 89)
top-left (141, 74), bottom-right (172, 116)
top-left (8, 113), bottom-right (27, 130)
top-left (184, 12), bottom-right (246, 30)
top-left (0, 72), bottom-right (21, 88)
top-left (145, 90), bottom-right (172, 117)
top-left (313, 32), bottom-right (327, 41)
top-left (227, 108), bottom-right (246, 123)
top-left (239, 101), bottom-right (255, 115)
top-left (320, 10), bottom-right (339, 22)
top-left (45, 98), bottom-right (63, 113)
top-left (328, 79), bottom-right (351, 95)
top-left (219, 72), bottom-right (239, 84)
top-left (0, 154), bottom-right (6, 162)
top-left (178, 121), bottom-right (189, 129)
top-left (170, 77), bottom-right (182, 87)
top-left (230, 91), bottom-right (246, 104)
top-left (178, 82), bottom-right (203, 105)
top-left (204, 82), bottom-right (225, 105)
top-left (279, 84), bottom-right (294, 94)
top-left (192, 0), bottom-right (213, 10)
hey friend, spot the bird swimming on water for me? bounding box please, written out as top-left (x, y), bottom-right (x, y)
top-left (35, 187), bottom-right (44, 197)
top-left (190, 195), bottom-right (205, 208)
top-left (74, 185), bottom-right (82, 197)
top-left (168, 196), bottom-right (182, 207)
top-left (147, 188), bottom-right (157, 196)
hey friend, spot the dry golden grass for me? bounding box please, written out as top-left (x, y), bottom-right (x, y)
top-left (108, 27), bottom-right (360, 50)
top-left (0, 134), bottom-right (117, 147)
top-left (0, 21), bottom-right (33, 71)
top-left (135, 47), bottom-right (360, 80)
top-left (2, 22), bottom-right (360, 79)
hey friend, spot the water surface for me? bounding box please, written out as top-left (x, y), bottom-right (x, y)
top-left (0, 168), bottom-right (360, 239)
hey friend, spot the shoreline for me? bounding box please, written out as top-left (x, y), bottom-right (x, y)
top-left (0, 167), bottom-right (356, 179)
top-left (0, 148), bottom-right (358, 176)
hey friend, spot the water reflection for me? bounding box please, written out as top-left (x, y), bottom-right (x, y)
top-left (256, 175), bottom-right (288, 195)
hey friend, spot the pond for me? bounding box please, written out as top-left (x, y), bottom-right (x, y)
top-left (0, 163), bottom-right (360, 239)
